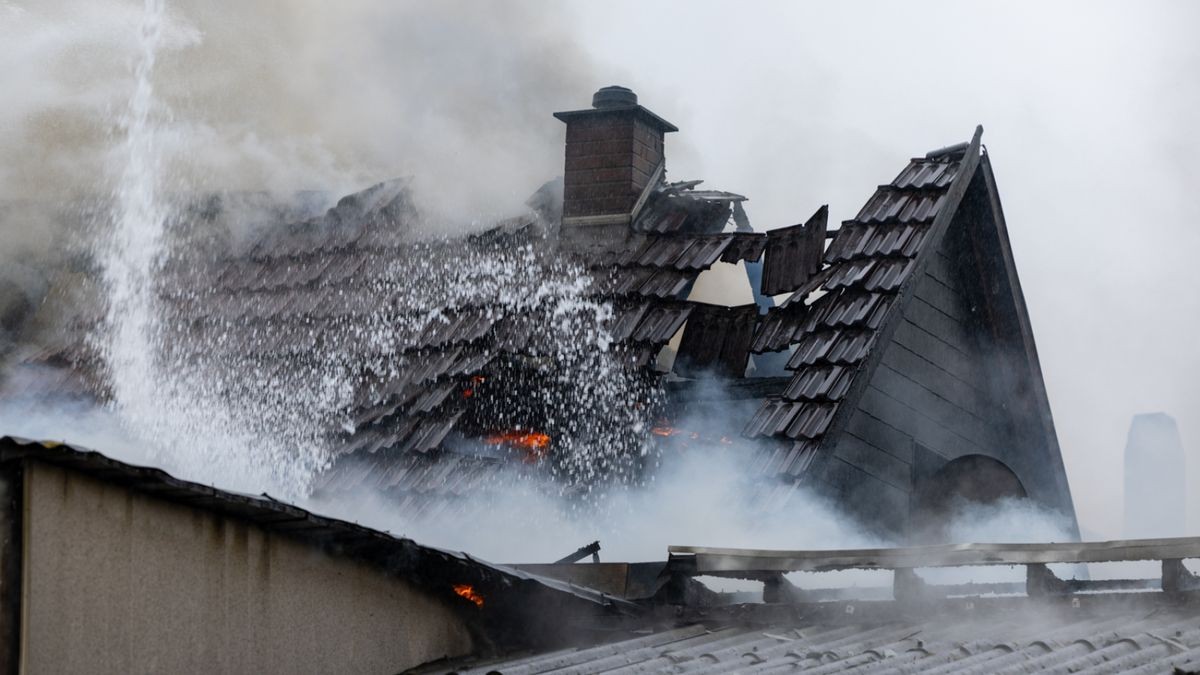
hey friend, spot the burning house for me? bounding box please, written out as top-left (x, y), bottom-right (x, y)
top-left (0, 86), bottom-right (1078, 540)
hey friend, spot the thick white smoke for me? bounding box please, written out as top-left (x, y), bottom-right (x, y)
top-left (0, 0), bottom-right (1119, 576)
top-left (0, 0), bottom-right (600, 234)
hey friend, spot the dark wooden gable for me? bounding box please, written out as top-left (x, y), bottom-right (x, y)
top-left (808, 135), bottom-right (1078, 539)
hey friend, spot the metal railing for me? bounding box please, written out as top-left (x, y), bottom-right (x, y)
top-left (665, 537), bottom-right (1200, 603)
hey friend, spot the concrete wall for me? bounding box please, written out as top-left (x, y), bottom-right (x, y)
top-left (19, 462), bottom-right (473, 674)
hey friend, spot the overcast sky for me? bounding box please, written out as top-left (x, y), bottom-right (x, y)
top-left (563, 0), bottom-right (1200, 538)
top-left (3, 0), bottom-right (1197, 540)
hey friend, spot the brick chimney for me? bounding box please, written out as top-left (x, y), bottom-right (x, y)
top-left (554, 86), bottom-right (678, 226)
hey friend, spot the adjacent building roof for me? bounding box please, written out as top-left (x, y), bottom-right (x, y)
top-left (437, 537), bottom-right (1200, 674)
top-left (445, 600), bottom-right (1200, 674)
top-left (0, 435), bottom-right (635, 616)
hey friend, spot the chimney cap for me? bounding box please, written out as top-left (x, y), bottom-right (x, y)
top-left (554, 85), bottom-right (678, 133)
top-left (592, 85), bottom-right (637, 109)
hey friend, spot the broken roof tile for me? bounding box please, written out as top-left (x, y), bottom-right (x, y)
top-left (630, 303), bottom-right (692, 344)
top-left (750, 305), bottom-right (807, 354)
top-left (760, 206), bottom-right (827, 296)
top-left (719, 232), bottom-right (767, 264)
top-left (674, 303), bottom-right (758, 378)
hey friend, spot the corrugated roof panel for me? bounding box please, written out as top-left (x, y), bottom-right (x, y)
top-left (400, 410), bottom-right (465, 454)
top-left (409, 309), bottom-right (496, 350)
top-left (752, 440), bottom-right (818, 479)
top-left (409, 381), bottom-right (458, 414)
top-left (744, 399), bottom-right (798, 437)
top-left (458, 604), bottom-right (1200, 675)
top-left (864, 257), bottom-right (917, 291)
top-left (616, 234), bottom-right (739, 271)
top-left (317, 253), bottom-right (367, 287)
top-left (744, 151), bottom-right (961, 446)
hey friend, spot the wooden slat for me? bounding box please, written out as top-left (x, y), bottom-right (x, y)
top-left (831, 432), bottom-right (911, 490)
top-left (892, 319), bottom-right (975, 385)
top-left (912, 268), bottom-right (969, 323)
top-left (870, 364), bottom-right (1004, 452)
top-left (815, 457), bottom-right (908, 534)
top-left (881, 340), bottom-right (993, 419)
top-left (856, 385), bottom-right (987, 460)
top-left (843, 409), bottom-right (914, 464)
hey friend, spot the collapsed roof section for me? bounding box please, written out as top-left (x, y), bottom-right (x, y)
top-left (310, 182), bottom-right (769, 503)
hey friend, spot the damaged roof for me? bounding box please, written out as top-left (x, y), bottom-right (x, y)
top-left (3, 122), bottom-right (1069, 535)
top-left (742, 129), bottom-right (982, 481)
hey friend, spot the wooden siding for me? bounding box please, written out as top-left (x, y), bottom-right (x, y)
top-left (817, 209), bottom-right (1028, 536)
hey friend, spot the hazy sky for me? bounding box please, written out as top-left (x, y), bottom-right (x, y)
top-left (564, 0), bottom-right (1200, 538)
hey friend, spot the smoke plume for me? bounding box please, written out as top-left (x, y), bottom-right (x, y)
top-left (0, 0), bottom-right (600, 238)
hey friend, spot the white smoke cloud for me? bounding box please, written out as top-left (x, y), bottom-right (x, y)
top-left (0, 0), bottom-right (601, 223)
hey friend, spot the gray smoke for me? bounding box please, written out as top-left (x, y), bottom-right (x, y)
top-left (0, 0), bottom-right (599, 212)
top-left (565, 0), bottom-right (1200, 540)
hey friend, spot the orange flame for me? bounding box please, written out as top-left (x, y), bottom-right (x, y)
top-left (651, 424), bottom-right (734, 445)
top-left (484, 430), bottom-right (551, 462)
top-left (453, 584), bottom-right (484, 608)
top-left (461, 375), bottom-right (488, 399)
